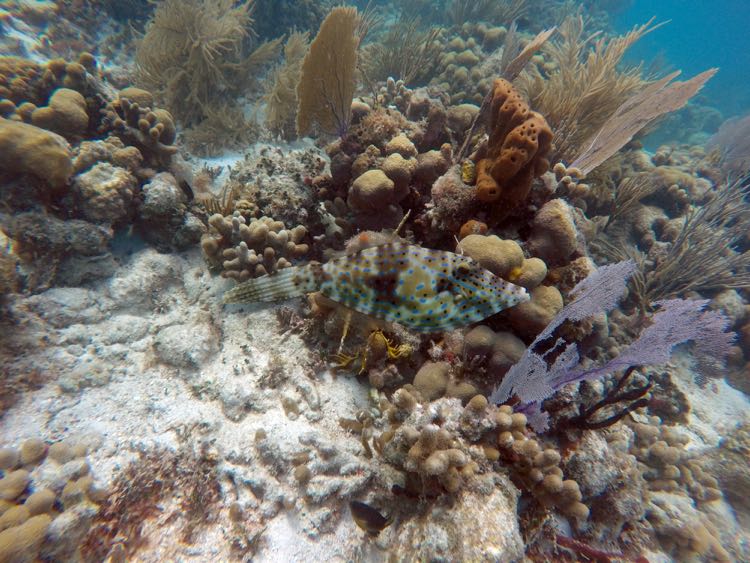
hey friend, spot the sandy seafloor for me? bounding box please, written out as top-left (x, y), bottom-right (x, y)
top-left (1, 242), bottom-right (749, 561)
top-left (2, 245), bottom-right (374, 560)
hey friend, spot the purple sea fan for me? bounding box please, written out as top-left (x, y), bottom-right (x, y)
top-left (489, 260), bottom-right (637, 407)
top-left (489, 260), bottom-right (735, 431)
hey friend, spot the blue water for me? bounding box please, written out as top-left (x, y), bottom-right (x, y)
top-left (615, 0), bottom-right (750, 119)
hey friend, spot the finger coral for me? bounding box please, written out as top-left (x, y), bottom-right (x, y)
top-left (101, 91), bottom-right (177, 167)
top-left (202, 212), bottom-right (309, 282)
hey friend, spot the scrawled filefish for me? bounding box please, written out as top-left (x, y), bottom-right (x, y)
top-left (223, 240), bottom-right (529, 333)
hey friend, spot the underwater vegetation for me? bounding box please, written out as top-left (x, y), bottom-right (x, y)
top-left (0, 0), bottom-right (749, 561)
top-left (135, 0), bottom-right (281, 146)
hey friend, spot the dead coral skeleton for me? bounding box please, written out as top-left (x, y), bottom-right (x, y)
top-left (81, 446), bottom-right (221, 561)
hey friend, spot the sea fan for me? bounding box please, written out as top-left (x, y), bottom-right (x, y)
top-left (490, 260), bottom-right (735, 431)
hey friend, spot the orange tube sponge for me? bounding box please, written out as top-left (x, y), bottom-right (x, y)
top-left (475, 79), bottom-right (552, 217)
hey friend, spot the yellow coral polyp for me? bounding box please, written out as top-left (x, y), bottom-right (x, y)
top-left (461, 160), bottom-right (476, 184)
top-left (508, 266), bottom-right (524, 282)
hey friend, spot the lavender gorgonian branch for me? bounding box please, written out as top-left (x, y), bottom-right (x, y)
top-left (490, 260), bottom-right (735, 431)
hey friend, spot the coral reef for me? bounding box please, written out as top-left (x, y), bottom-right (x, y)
top-left (82, 446), bottom-right (220, 560)
top-left (100, 89), bottom-right (177, 168)
top-left (264, 31), bottom-right (309, 140)
top-left (0, 119), bottom-right (72, 188)
top-left (0, 2), bottom-right (749, 562)
top-left (135, 0), bottom-right (280, 129)
top-left (296, 6), bottom-right (362, 137)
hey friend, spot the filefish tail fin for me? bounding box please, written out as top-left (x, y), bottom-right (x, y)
top-left (223, 264), bottom-right (322, 304)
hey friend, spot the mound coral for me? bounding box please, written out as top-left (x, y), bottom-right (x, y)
top-left (30, 88), bottom-right (88, 141)
top-left (0, 55), bottom-right (95, 107)
top-left (0, 438), bottom-right (104, 562)
top-left (0, 118), bottom-right (72, 189)
top-left (72, 163), bottom-right (137, 225)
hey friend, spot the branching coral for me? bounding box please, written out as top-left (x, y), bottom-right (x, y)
top-left (490, 261), bottom-right (734, 430)
top-left (602, 172), bottom-right (659, 232)
top-left (201, 212), bottom-right (309, 281)
top-left (101, 90), bottom-right (177, 167)
top-left (359, 16), bottom-right (442, 87)
top-left (445, 0), bottom-right (528, 28)
top-left (500, 25), bottom-right (557, 83)
top-left (639, 175), bottom-right (750, 302)
top-left (561, 366), bottom-right (652, 430)
top-left (570, 68), bottom-right (717, 175)
top-left (182, 104), bottom-right (256, 157)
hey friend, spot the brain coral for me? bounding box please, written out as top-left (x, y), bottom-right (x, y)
top-left (474, 78), bottom-right (552, 223)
